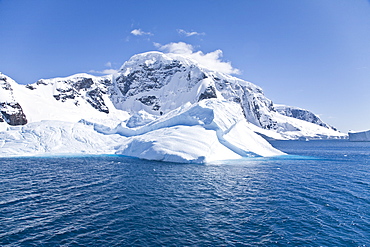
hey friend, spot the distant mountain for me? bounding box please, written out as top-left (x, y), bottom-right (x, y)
top-left (0, 51), bottom-right (346, 162)
top-left (274, 104), bottom-right (337, 131)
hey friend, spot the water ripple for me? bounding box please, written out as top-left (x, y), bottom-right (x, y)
top-left (1, 141), bottom-right (370, 246)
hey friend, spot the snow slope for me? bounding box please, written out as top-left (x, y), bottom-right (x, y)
top-left (0, 51), bottom-right (346, 162)
top-left (14, 73), bottom-right (129, 125)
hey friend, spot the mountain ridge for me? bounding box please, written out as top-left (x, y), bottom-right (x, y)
top-left (0, 51), bottom-right (346, 162)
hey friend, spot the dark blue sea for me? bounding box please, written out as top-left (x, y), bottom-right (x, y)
top-left (1, 140), bottom-right (369, 246)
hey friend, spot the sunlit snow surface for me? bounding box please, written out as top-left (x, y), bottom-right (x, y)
top-left (0, 51), bottom-right (346, 163)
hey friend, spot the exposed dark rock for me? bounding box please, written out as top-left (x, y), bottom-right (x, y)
top-left (36, 80), bottom-right (48, 85)
top-left (1, 81), bottom-right (12, 91)
top-left (43, 77), bottom-right (111, 114)
top-left (163, 60), bottom-right (183, 70)
top-left (137, 95), bottom-right (158, 106)
top-left (233, 97), bottom-right (241, 103)
top-left (115, 73), bottom-right (136, 96)
top-left (186, 68), bottom-right (207, 81)
top-left (198, 86), bottom-right (217, 101)
top-left (233, 84), bottom-right (240, 90)
top-left (262, 118), bottom-right (277, 130)
top-left (252, 101), bottom-right (261, 119)
top-left (239, 87), bottom-right (277, 130)
top-left (0, 76), bottom-right (28, 126)
top-left (0, 102), bottom-right (28, 126)
top-left (187, 72), bottom-right (191, 81)
top-left (53, 87), bottom-right (77, 102)
top-left (115, 60), bottom-right (187, 100)
top-left (102, 79), bottom-right (112, 87)
top-left (86, 88), bottom-right (109, 114)
top-left (26, 84), bottom-right (36, 90)
top-left (268, 101), bottom-right (275, 111)
top-left (73, 78), bottom-right (94, 90)
top-left (152, 104), bottom-right (161, 111)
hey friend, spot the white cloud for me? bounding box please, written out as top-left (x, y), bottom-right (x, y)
top-left (159, 42), bottom-right (194, 55)
top-left (88, 61), bottom-right (118, 74)
top-left (153, 42), bottom-right (162, 48)
top-left (131, 29), bottom-right (153, 36)
top-left (177, 29), bottom-right (205, 37)
top-left (157, 42), bottom-right (240, 75)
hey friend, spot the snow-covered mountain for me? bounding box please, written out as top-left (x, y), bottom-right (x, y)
top-left (0, 51), bottom-right (346, 162)
top-left (275, 104), bottom-right (337, 131)
top-left (111, 51), bottom-right (277, 130)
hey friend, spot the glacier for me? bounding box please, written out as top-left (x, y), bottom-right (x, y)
top-left (0, 51), bottom-right (346, 163)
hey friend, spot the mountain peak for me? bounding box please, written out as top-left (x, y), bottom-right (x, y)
top-left (119, 51), bottom-right (198, 74)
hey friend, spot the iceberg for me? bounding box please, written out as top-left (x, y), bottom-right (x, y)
top-left (348, 130), bottom-right (370, 142)
top-left (114, 100), bottom-right (286, 163)
top-left (0, 100), bottom-right (285, 163)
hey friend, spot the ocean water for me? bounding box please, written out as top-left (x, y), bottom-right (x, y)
top-left (1, 140), bottom-right (369, 246)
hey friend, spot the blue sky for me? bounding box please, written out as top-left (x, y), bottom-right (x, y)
top-left (1, 0), bottom-right (369, 132)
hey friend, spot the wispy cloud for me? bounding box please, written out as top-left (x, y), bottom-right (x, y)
top-left (156, 42), bottom-right (240, 75)
top-left (177, 29), bottom-right (205, 37)
top-left (89, 62), bottom-right (118, 75)
top-left (153, 42), bottom-right (162, 49)
top-left (131, 29), bottom-right (153, 36)
top-left (89, 69), bottom-right (118, 75)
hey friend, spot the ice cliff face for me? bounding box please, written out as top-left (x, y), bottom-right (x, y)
top-left (348, 130), bottom-right (370, 141)
top-left (0, 51), bottom-right (346, 162)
